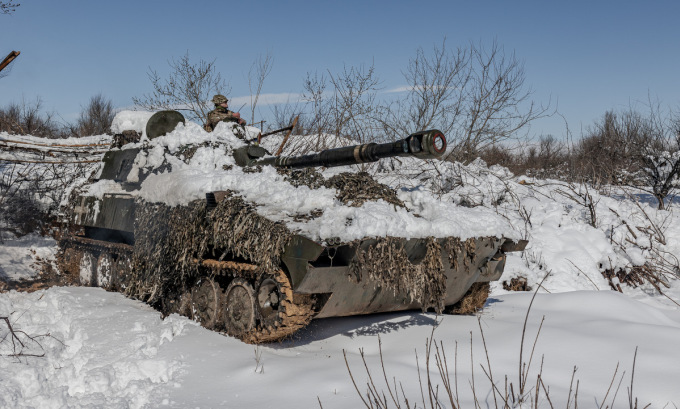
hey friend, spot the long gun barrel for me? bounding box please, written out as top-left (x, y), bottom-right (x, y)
top-left (234, 130), bottom-right (447, 168)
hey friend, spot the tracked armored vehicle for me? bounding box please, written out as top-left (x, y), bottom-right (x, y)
top-left (59, 111), bottom-right (525, 344)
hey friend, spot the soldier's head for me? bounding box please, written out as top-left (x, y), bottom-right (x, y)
top-left (212, 94), bottom-right (228, 108)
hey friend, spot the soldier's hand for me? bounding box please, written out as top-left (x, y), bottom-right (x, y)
top-left (233, 112), bottom-right (240, 118)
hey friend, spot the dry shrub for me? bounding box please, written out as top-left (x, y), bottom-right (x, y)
top-left (445, 282), bottom-right (490, 314)
top-left (503, 276), bottom-right (532, 291)
top-left (602, 264), bottom-right (671, 294)
top-left (0, 98), bottom-right (64, 138)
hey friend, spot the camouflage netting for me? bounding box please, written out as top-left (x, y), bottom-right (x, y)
top-left (279, 169), bottom-right (405, 208)
top-left (177, 141), bottom-right (228, 162)
top-left (324, 172), bottom-right (405, 208)
top-left (349, 237), bottom-right (447, 312)
top-left (208, 193), bottom-right (291, 272)
top-left (111, 131), bottom-right (141, 148)
top-left (130, 200), bottom-right (208, 301)
top-left (443, 237), bottom-right (478, 272)
top-left (279, 168), bottom-right (326, 189)
top-left (129, 192), bottom-right (292, 303)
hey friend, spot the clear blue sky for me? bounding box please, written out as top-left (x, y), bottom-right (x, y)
top-left (2, 0), bottom-right (679, 139)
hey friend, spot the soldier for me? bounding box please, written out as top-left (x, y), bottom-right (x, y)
top-left (204, 94), bottom-right (246, 132)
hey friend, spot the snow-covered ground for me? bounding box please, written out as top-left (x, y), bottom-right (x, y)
top-left (1, 283), bottom-right (679, 408)
top-left (2, 115), bottom-right (680, 408)
top-left (0, 235), bottom-right (57, 282)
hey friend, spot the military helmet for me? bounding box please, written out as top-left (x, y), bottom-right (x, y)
top-left (212, 94), bottom-right (228, 105)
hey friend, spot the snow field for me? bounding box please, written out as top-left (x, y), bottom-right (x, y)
top-left (2, 287), bottom-right (679, 408)
top-left (0, 288), bottom-right (191, 408)
top-left (0, 235), bottom-right (57, 282)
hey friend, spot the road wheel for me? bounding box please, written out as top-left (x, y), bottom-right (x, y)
top-left (59, 246), bottom-right (83, 284)
top-left (114, 253), bottom-right (132, 290)
top-left (79, 251), bottom-right (97, 286)
top-left (96, 253), bottom-right (116, 289)
top-left (191, 278), bottom-right (222, 329)
top-left (224, 278), bottom-right (256, 337)
top-left (256, 275), bottom-right (283, 328)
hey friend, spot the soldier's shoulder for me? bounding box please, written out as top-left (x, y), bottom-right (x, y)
top-left (208, 109), bottom-right (225, 118)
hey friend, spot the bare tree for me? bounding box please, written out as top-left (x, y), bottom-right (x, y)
top-left (301, 71), bottom-right (331, 139)
top-left (380, 38), bottom-right (469, 141)
top-left (0, 1), bottom-right (19, 14)
top-left (72, 93), bottom-right (116, 136)
top-left (327, 64), bottom-right (382, 144)
top-left (381, 39), bottom-right (549, 162)
top-left (631, 104), bottom-right (680, 210)
top-left (301, 64), bottom-right (382, 144)
top-left (248, 52), bottom-right (273, 125)
top-left (132, 52), bottom-right (230, 125)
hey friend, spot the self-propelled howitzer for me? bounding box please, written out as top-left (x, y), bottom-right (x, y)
top-left (59, 111), bottom-right (526, 344)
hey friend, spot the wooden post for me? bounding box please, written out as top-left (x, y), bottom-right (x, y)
top-left (275, 116), bottom-right (299, 156)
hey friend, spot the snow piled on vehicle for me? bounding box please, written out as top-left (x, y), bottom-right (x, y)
top-left (109, 110), bottom-right (154, 136)
top-left (105, 113), bottom-right (518, 242)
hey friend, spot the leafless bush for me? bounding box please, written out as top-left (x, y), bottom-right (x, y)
top-left (133, 52), bottom-right (230, 125)
top-left (571, 105), bottom-right (680, 209)
top-left (607, 195), bottom-right (680, 294)
top-left (341, 276), bottom-right (649, 409)
top-left (1, 94), bottom-right (116, 138)
top-left (478, 144), bottom-right (519, 170)
top-left (0, 163), bottom-right (43, 238)
top-left (527, 136), bottom-right (568, 177)
top-left (572, 110), bottom-right (643, 185)
top-left (476, 137), bottom-right (568, 181)
top-left (0, 316), bottom-right (49, 359)
top-left (555, 181), bottom-right (599, 228)
top-left (270, 101), bottom-right (306, 134)
top-left (630, 104), bottom-right (680, 210)
top-left (0, 158), bottom-right (98, 241)
top-left (0, 98), bottom-right (64, 138)
top-left (70, 93), bottom-right (116, 136)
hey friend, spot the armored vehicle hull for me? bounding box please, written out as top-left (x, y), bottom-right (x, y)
top-left (59, 111), bottom-right (525, 343)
